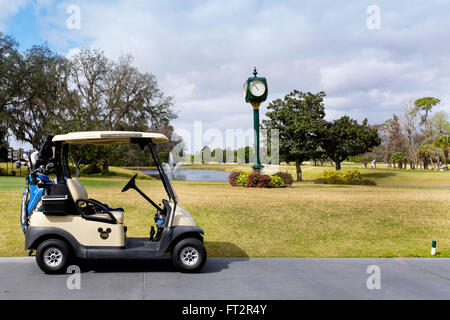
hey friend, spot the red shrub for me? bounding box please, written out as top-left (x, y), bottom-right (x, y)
top-left (246, 172), bottom-right (272, 188)
top-left (228, 171), bottom-right (242, 186)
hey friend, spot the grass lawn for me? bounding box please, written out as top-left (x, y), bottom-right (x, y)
top-left (0, 162), bottom-right (28, 177)
top-left (1, 168), bottom-right (449, 257)
top-left (185, 162), bottom-right (450, 187)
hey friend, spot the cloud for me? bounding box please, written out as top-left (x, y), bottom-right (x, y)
top-left (0, 0), bottom-right (28, 30)
top-left (3, 0), bottom-right (450, 151)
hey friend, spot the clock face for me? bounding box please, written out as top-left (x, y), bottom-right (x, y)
top-left (243, 82), bottom-right (248, 98)
top-left (249, 80), bottom-right (266, 97)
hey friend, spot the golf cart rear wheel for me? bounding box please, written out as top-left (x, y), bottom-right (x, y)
top-left (171, 238), bottom-right (206, 273)
top-left (36, 239), bottom-right (71, 274)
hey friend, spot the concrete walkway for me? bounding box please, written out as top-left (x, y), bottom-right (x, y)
top-left (0, 257), bottom-right (449, 299)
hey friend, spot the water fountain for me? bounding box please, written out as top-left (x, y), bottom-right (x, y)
top-left (161, 152), bottom-right (183, 179)
top-left (140, 152), bottom-right (229, 182)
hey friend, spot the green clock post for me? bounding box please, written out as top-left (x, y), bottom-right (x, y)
top-left (244, 68), bottom-right (268, 172)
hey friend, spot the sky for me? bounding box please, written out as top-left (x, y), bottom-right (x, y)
top-left (1, 0), bottom-right (450, 152)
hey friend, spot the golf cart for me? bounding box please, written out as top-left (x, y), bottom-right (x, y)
top-left (19, 131), bottom-right (206, 274)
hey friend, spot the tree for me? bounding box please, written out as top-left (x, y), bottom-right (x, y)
top-left (390, 152), bottom-right (407, 169)
top-left (46, 108), bottom-right (103, 177)
top-left (434, 135), bottom-right (449, 167)
top-left (0, 127), bottom-right (8, 161)
top-left (148, 125), bottom-right (180, 153)
top-left (310, 146), bottom-right (327, 166)
top-left (431, 111), bottom-right (449, 168)
top-left (68, 49), bottom-right (176, 172)
top-left (3, 44), bottom-right (76, 148)
top-left (1, 35), bottom-right (178, 170)
top-left (420, 142), bottom-right (440, 170)
top-left (236, 146), bottom-right (252, 164)
top-left (0, 33), bottom-right (21, 113)
top-left (403, 100), bottom-right (422, 169)
top-left (385, 114), bottom-right (408, 165)
top-left (201, 146), bottom-right (211, 164)
top-left (431, 111), bottom-right (449, 136)
top-left (321, 116), bottom-right (381, 170)
top-left (211, 148), bottom-right (224, 163)
top-left (263, 90), bottom-right (326, 181)
top-left (70, 50), bottom-right (175, 131)
top-left (411, 97), bottom-right (440, 136)
top-left (369, 122), bottom-right (389, 167)
top-left (361, 152), bottom-right (377, 168)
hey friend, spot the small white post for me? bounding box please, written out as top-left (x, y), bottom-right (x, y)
top-left (431, 240), bottom-right (437, 256)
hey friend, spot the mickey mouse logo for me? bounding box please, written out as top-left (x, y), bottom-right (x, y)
top-left (98, 227), bottom-right (111, 240)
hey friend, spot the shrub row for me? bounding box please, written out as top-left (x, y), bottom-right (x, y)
top-left (314, 169), bottom-right (376, 186)
top-left (229, 171), bottom-right (293, 188)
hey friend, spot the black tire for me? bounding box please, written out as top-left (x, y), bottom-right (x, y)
top-left (36, 239), bottom-right (71, 274)
top-left (171, 238), bottom-right (207, 273)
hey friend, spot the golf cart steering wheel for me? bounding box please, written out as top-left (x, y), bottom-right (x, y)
top-left (122, 174), bottom-right (138, 193)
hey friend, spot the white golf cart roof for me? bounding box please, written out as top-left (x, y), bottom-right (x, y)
top-left (52, 131), bottom-right (169, 145)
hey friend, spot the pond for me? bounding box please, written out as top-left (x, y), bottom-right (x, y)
top-left (138, 169), bottom-right (230, 182)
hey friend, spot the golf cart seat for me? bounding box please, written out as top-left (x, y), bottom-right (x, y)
top-left (67, 178), bottom-right (124, 224)
top-left (70, 177), bottom-right (124, 211)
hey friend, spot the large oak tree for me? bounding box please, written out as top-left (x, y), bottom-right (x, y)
top-left (263, 90), bottom-right (326, 181)
top-left (1, 34), bottom-right (177, 172)
top-left (68, 49), bottom-right (176, 172)
top-left (3, 44), bottom-right (76, 148)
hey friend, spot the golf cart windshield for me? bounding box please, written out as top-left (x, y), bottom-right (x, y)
top-left (52, 131), bottom-right (177, 202)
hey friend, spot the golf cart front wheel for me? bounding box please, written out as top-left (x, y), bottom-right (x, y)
top-left (171, 238), bottom-right (207, 273)
top-left (36, 239), bottom-right (71, 274)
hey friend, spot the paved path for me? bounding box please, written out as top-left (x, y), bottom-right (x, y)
top-left (0, 257), bottom-right (449, 299)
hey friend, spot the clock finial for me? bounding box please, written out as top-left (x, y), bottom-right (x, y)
top-left (253, 67), bottom-right (258, 77)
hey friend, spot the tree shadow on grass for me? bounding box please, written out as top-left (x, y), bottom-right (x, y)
top-left (362, 172), bottom-right (396, 179)
top-left (77, 241), bottom-right (248, 274)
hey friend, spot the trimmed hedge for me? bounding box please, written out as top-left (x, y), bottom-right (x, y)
top-left (315, 169), bottom-right (376, 186)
